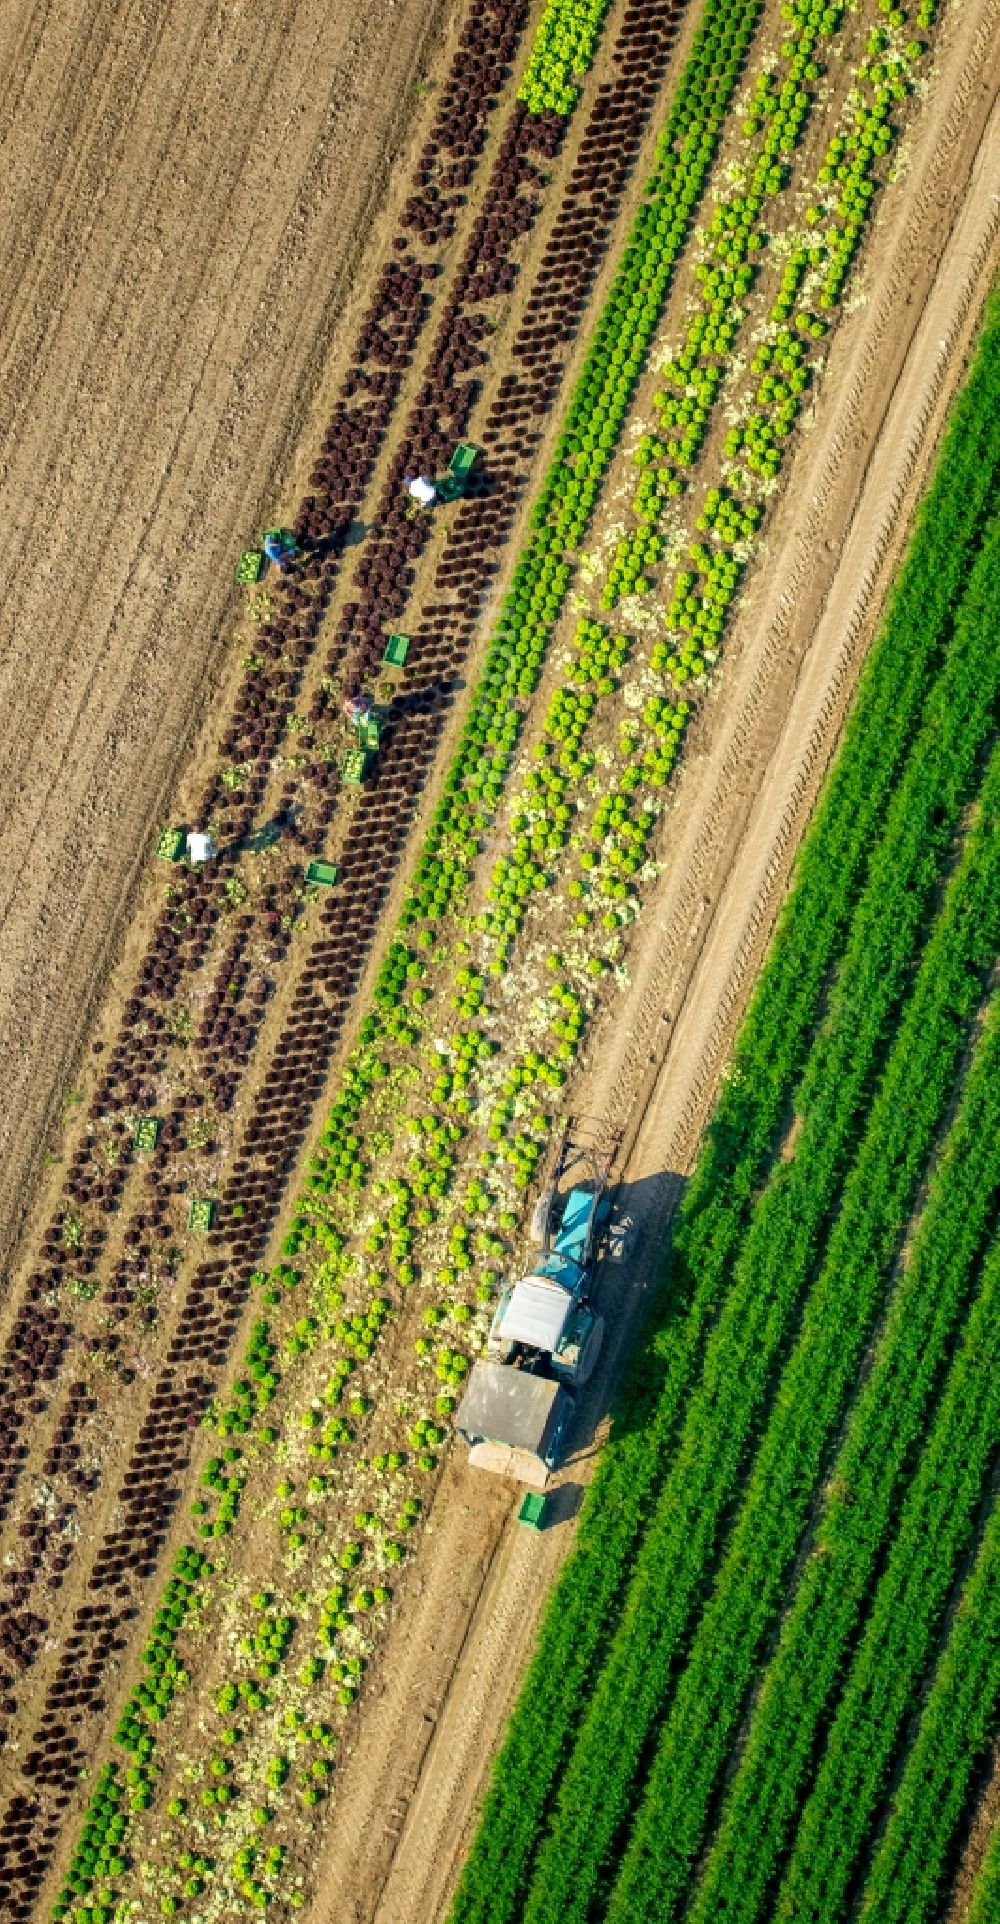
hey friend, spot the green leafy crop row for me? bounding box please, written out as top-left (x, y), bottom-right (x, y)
top-left (517, 0), bottom-right (614, 115)
top-left (775, 1220), bottom-right (1000, 1924)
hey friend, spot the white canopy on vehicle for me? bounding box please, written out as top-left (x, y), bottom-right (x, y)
top-left (495, 1275), bottom-right (571, 1354)
top-left (187, 832), bottom-right (216, 864)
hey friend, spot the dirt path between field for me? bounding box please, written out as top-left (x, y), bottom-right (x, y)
top-left (0, 0), bottom-right (461, 1271)
top-left (948, 1740), bottom-right (1000, 1920)
top-left (308, 11), bottom-right (1000, 1920)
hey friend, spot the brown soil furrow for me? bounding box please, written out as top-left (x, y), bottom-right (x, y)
top-left (0, 4), bottom-right (337, 806)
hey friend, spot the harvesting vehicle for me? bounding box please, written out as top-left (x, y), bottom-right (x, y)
top-left (455, 1116), bottom-right (622, 1487)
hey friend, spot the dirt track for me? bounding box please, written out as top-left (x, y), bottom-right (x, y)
top-left (0, 0), bottom-right (448, 1263)
top-left (308, 6), bottom-right (1000, 1917)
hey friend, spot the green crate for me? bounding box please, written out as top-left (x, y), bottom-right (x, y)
top-left (134, 1117), bottom-right (162, 1153)
top-left (155, 827), bottom-right (186, 864)
top-left (518, 1492), bottom-right (549, 1531)
top-left (383, 633), bottom-right (410, 668)
top-left (342, 748), bottom-right (370, 785)
top-left (304, 860), bottom-right (340, 888)
top-left (236, 548), bottom-right (265, 585)
top-left (188, 1198), bottom-right (217, 1234)
top-left (448, 441), bottom-right (478, 482)
top-left (438, 441), bottom-right (479, 502)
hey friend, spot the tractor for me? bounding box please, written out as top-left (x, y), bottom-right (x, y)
top-left (455, 1116), bottom-right (623, 1486)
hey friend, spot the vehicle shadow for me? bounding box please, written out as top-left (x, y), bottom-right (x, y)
top-left (556, 1165), bottom-right (691, 1481)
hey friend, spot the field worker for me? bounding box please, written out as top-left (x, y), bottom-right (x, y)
top-left (405, 473), bottom-right (438, 508)
top-left (263, 529), bottom-right (297, 570)
top-left (186, 831), bottom-right (216, 864)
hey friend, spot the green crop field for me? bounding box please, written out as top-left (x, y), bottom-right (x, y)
top-left (449, 283), bottom-right (1000, 1924)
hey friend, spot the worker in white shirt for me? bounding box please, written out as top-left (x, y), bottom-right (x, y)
top-left (405, 474), bottom-right (438, 509)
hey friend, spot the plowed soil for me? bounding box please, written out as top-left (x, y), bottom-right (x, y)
top-left (0, 0), bottom-right (447, 1262)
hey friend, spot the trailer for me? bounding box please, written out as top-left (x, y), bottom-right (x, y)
top-left (456, 1116), bottom-right (622, 1485)
top-left (457, 1365), bottom-right (570, 1489)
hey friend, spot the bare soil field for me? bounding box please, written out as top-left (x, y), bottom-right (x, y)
top-left (310, 8), bottom-right (1000, 1918)
top-left (0, 0), bottom-right (453, 1263)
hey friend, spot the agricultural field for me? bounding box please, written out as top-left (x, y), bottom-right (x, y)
top-left (450, 279), bottom-right (1000, 1924)
top-left (0, 0), bottom-right (998, 1922)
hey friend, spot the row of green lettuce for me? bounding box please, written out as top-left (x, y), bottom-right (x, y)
top-left (447, 280), bottom-right (1000, 1924)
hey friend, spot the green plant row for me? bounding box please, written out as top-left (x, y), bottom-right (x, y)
top-left (54, 1764), bottom-right (126, 1922)
top-left (529, 0), bottom-right (787, 535)
top-left (774, 1229), bottom-right (1000, 1924)
top-left (51, 1548), bottom-right (211, 1920)
top-left (602, 697), bottom-right (1000, 1924)
top-left (858, 1487), bottom-right (1000, 1924)
top-left (512, 546), bottom-right (1000, 1924)
top-left (447, 282), bottom-right (1000, 1924)
top-left (685, 982), bottom-right (1000, 1924)
top-left (609, 13), bottom-right (922, 687)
